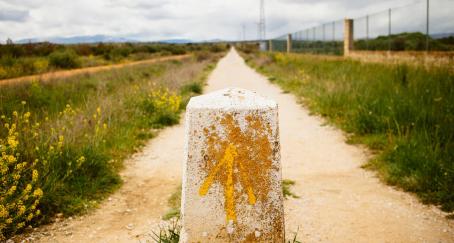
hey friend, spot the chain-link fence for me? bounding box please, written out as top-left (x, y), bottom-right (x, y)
top-left (353, 0), bottom-right (454, 51)
top-left (270, 20), bottom-right (344, 55)
top-left (269, 0), bottom-right (454, 54)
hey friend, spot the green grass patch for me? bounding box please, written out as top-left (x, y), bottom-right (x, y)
top-left (244, 52), bottom-right (454, 212)
top-left (163, 186), bottom-right (182, 220)
top-left (151, 219), bottom-right (181, 243)
top-left (282, 179), bottom-right (300, 199)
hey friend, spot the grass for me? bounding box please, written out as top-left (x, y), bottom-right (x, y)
top-left (0, 42), bottom-right (229, 79)
top-left (151, 219), bottom-right (181, 243)
top-left (282, 179), bottom-right (300, 199)
top-left (0, 50), bottom-right (223, 239)
top-left (242, 51), bottom-right (454, 213)
top-left (163, 186), bottom-right (182, 220)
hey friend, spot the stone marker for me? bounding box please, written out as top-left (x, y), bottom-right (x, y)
top-left (181, 88), bottom-right (284, 242)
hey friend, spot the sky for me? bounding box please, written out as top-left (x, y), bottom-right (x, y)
top-left (0, 0), bottom-right (453, 43)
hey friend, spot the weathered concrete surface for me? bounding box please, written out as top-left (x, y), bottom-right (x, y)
top-left (181, 88), bottom-right (284, 242)
top-left (344, 19), bottom-right (354, 56)
top-left (287, 34), bottom-right (292, 53)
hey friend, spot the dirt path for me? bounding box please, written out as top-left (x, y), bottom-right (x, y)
top-left (20, 49), bottom-right (453, 242)
top-left (0, 55), bottom-right (189, 86)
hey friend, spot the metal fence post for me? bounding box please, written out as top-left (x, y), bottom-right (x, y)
top-left (287, 34), bottom-right (292, 53)
top-left (332, 21), bottom-right (336, 52)
top-left (323, 24), bottom-right (326, 41)
top-left (426, 0), bottom-right (430, 51)
top-left (313, 27), bottom-right (316, 41)
top-left (388, 8), bottom-right (392, 51)
top-left (366, 15), bottom-right (369, 50)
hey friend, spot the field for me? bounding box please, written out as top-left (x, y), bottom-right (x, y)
top-left (0, 42), bottom-right (225, 79)
top-left (241, 49), bottom-right (454, 212)
top-left (0, 45), bottom-right (226, 239)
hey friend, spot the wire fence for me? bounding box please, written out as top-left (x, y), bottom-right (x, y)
top-left (270, 20), bottom-right (344, 55)
top-left (269, 0), bottom-right (454, 54)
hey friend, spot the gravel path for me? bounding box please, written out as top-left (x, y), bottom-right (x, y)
top-left (20, 49), bottom-right (453, 242)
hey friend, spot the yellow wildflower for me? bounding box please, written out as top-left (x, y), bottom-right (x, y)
top-left (23, 112), bottom-right (31, 119)
top-left (32, 169), bottom-right (39, 182)
top-left (21, 101), bottom-right (26, 105)
top-left (76, 156), bottom-right (86, 167)
top-left (26, 213), bottom-right (34, 221)
top-left (7, 136), bottom-right (19, 149)
top-left (0, 205), bottom-right (8, 218)
top-left (17, 205), bottom-right (26, 216)
top-left (24, 184), bottom-right (32, 193)
top-left (7, 155), bottom-right (16, 163)
top-left (8, 185), bottom-right (17, 195)
top-left (33, 188), bottom-right (43, 198)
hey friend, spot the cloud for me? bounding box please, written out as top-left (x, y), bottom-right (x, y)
top-left (0, 0), bottom-right (452, 43)
top-left (0, 9), bottom-right (29, 22)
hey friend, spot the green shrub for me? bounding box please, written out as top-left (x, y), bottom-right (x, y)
top-left (181, 82), bottom-right (203, 95)
top-left (141, 89), bottom-right (182, 127)
top-left (49, 49), bottom-right (80, 69)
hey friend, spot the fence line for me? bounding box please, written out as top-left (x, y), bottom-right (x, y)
top-left (268, 0), bottom-right (454, 55)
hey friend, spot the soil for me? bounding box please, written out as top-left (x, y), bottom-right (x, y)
top-left (14, 49), bottom-right (453, 242)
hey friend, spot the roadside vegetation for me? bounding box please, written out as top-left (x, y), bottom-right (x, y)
top-left (0, 42), bottom-right (225, 79)
top-left (354, 32), bottom-right (454, 51)
top-left (241, 48), bottom-right (453, 213)
top-left (0, 45), bottom-right (227, 239)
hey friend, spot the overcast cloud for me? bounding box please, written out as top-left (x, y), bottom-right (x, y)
top-left (0, 0), bottom-right (453, 43)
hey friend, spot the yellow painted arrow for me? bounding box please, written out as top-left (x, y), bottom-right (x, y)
top-left (199, 143), bottom-right (256, 222)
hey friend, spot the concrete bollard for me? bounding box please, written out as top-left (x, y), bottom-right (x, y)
top-left (287, 34), bottom-right (292, 53)
top-left (181, 88), bottom-right (284, 242)
top-left (344, 18), bottom-right (354, 56)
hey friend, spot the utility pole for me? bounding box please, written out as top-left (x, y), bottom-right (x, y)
top-left (259, 0), bottom-right (266, 40)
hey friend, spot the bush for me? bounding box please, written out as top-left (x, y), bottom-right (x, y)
top-left (108, 46), bottom-right (133, 61)
top-left (181, 82), bottom-right (203, 95)
top-left (49, 49), bottom-right (80, 69)
top-left (141, 89), bottom-right (182, 127)
top-left (0, 110), bottom-right (44, 239)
